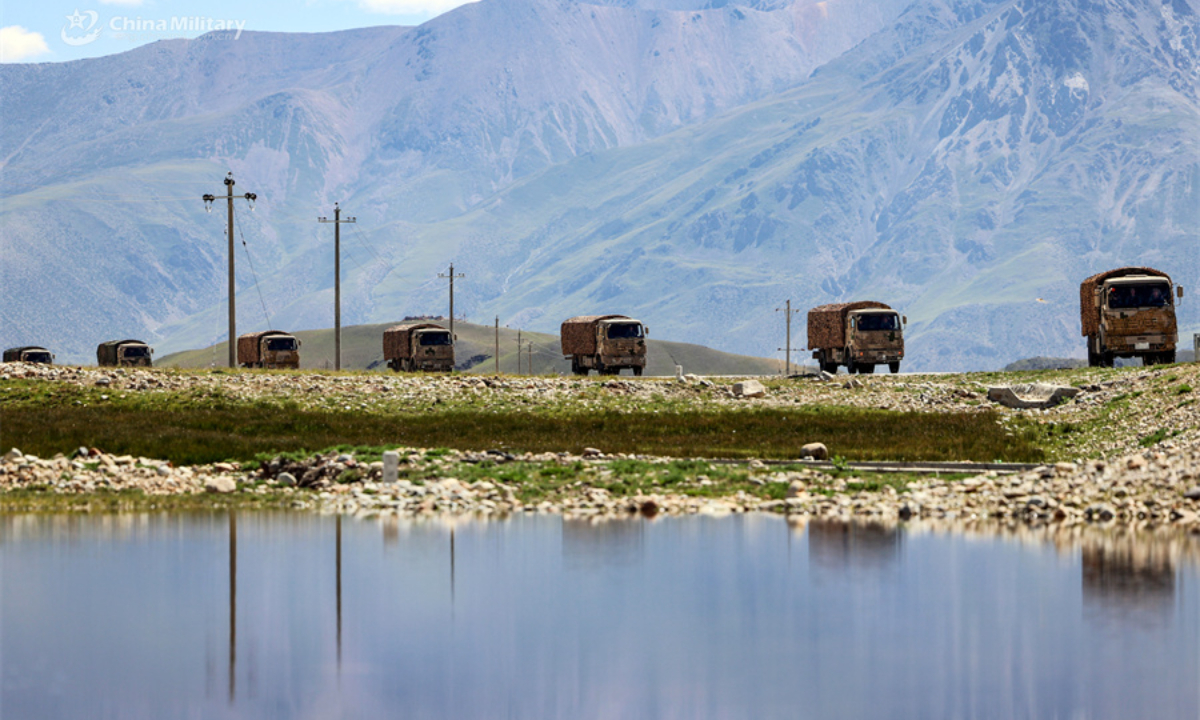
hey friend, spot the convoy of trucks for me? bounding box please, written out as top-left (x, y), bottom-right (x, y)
top-left (1080, 267), bottom-right (1184, 367)
top-left (560, 315), bottom-right (648, 376)
top-left (237, 331), bottom-right (302, 369)
top-left (96, 339), bottom-right (153, 367)
top-left (3, 346), bottom-right (55, 364)
top-left (383, 322), bottom-right (455, 372)
top-left (5, 266), bottom-right (1194, 374)
top-left (808, 302), bottom-right (906, 374)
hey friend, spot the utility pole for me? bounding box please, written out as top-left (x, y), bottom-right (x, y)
top-left (318, 203), bottom-right (356, 371)
top-left (438, 263), bottom-right (465, 338)
top-left (515, 330), bottom-right (522, 375)
top-left (776, 299), bottom-right (800, 376)
top-left (203, 173), bottom-right (257, 368)
top-left (494, 316), bottom-right (500, 375)
top-left (527, 341), bottom-right (534, 375)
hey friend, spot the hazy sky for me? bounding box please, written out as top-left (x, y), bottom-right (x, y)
top-left (0, 0), bottom-right (479, 63)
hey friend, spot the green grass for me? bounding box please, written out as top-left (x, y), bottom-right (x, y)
top-left (0, 382), bottom-right (1044, 466)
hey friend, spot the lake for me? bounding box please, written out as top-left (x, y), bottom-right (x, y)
top-left (2, 513), bottom-right (1198, 719)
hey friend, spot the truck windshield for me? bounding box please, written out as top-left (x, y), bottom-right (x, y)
top-left (856, 313), bottom-right (899, 331)
top-left (606, 323), bottom-right (643, 339)
top-left (121, 346), bottom-right (150, 358)
top-left (1107, 283), bottom-right (1171, 309)
top-left (419, 332), bottom-right (452, 346)
top-left (24, 352), bottom-right (52, 363)
top-left (266, 337), bottom-right (298, 351)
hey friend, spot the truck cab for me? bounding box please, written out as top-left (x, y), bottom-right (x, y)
top-left (595, 318), bottom-right (648, 376)
top-left (118, 343), bottom-right (152, 366)
top-left (412, 327), bottom-right (454, 371)
top-left (845, 310), bottom-right (905, 374)
top-left (1093, 275), bottom-right (1181, 366)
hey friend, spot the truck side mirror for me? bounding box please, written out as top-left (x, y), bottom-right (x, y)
top-left (1177, 287), bottom-right (1184, 299)
top-left (644, 327), bottom-right (649, 336)
top-left (150, 349), bottom-right (155, 355)
top-left (902, 316), bottom-right (908, 326)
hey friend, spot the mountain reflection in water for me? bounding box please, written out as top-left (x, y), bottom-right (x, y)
top-left (2, 514), bottom-right (1198, 719)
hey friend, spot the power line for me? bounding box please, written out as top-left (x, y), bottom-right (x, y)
top-left (237, 226), bottom-right (272, 330)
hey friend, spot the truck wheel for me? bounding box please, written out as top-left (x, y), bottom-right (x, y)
top-left (1102, 352), bottom-right (1115, 368)
top-left (1087, 350), bottom-right (1099, 368)
top-left (819, 360), bottom-right (837, 375)
top-left (859, 364), bottom-right (875, 374)
top-left (889, 362), bottom-right (900, 374)
top-left (633, 367), bottom-right (643, 377)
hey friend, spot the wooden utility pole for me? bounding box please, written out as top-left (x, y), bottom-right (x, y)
top-left (203, 173), bottom-right (257, 368)
top-left (515, 330), bottom-right (522, 375)
top-left (438, 263), bottom-right (465, 338)
top-left (527, 341), bottom-right (534, 375)
top-left (318, 203), bottom-right (356, 371)
top-left (776, 299), bottom-right (800, 376)
top-left (494, 316), bottom-right (500, 375)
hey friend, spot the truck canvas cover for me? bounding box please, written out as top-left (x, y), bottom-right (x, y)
top-left (560, 315), bottom-right (630, 355)
top-left (807, 302), bottom-right (892, 349)
top-left (1079, 267), bottom-right (1171, 337)
top-left (383, 322), bottom-right (447, 360)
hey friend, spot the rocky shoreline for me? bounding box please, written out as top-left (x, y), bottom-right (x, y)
top-left (4, 443), bottom-right (1199, 529)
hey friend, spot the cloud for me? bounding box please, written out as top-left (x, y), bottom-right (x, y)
top-left (356, 0), bottom-right (479, 15)
top-left (99, 0), bottom-right (146, 5)
top-left (0, 26), bottom-right (50, 63)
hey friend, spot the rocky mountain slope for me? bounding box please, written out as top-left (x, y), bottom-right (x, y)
top-left (2, 0), bottom-right (1197, 369)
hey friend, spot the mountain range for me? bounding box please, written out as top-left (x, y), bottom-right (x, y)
top-left (2, 0), bottom-right (1197, 369)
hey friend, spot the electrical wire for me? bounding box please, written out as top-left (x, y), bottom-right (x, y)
top-left (237, 225), bottom-right (273, 330)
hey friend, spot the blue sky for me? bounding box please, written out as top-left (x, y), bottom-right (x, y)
top-left (0, 0), bottom-right (477, 63)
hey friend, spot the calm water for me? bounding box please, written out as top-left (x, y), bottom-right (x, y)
top-left (2, 513), bottom-right (1198, 719)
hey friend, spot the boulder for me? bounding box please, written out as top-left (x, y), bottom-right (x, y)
top-left (277, 472), bottom-right (297, 486)
top-left (986, 383), bottom-right (1081, 409)
top-left (732, 380), bottom-right (766, 398)
top-left (800, 442), bottom-right (829, 460)
top-left (205, 477), bottom-right (237, 494)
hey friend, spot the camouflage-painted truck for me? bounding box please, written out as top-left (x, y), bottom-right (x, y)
top-left (97, 339), bottom-right (153, 367)
top-left (808, 302), bottom-right (906, 374)
top-left (561, 315), bottom-right (648, 376)
top-left (1081, 267), bottom-right (1184, 367)
top-left (383, 322), bottom-right (454, 372)
top-left (237, 331), bottom-right (301, 369)
top-left (3, 346), bottom-right (54, 364)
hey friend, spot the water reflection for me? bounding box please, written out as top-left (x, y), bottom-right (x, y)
top-left (2, 513), bottom-right (1199, 719)
top-left (807, 519), bottom-right (901, 572)
top-left (562, 517), bottom-right (644, 570)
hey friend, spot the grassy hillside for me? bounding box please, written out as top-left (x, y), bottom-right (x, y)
top-left (157, 319), bottom-right (787, 376)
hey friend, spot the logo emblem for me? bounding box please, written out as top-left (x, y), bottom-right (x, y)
top-left (62, 9), bottom-right (101, 46)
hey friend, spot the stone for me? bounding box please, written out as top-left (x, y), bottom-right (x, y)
top-left (1184, 487), bottom-right (1200, 501)
top-left (205, 476), bottom-right (236, 494)
top-left (382, 451), bottom-right (400, 484)
top-left (95, 377), bottom-right (111, 387)
top-left (786, 480), bottom-right (806, 499)
top-left (818, 371), bottom-right (836, 382)
top-left (800, 442), bottom-right (829, 461)
top-left (732, 380), bottom-right (766, 398)
top-left (582, 447), bottom-right (603, 458)
top-left (156, 465), bottom-right (171, 477)
top-left (277, 472), bottom-right (297, 487)
top-left (4, 449), bottom-right (22, 463)
top-left (842, 378), bottom-right (862, 389)
top-left (986, 384), bottom-right (1081, 410)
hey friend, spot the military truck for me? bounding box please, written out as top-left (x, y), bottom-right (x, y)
top-left (97, 339), bottom-right (153, 367)
top-left (383, 322), bottom-right (454, 372)
top-left (237, 330), bottom-right (301, 369)
top-left (1081, 267), bottom-right (1184, 367)
top-left (561, 315), bottom-right (648, 376)
top-left (808, 302), bottom-right (906, 374)
top-left (3, 346), bottom-right (54, 364)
